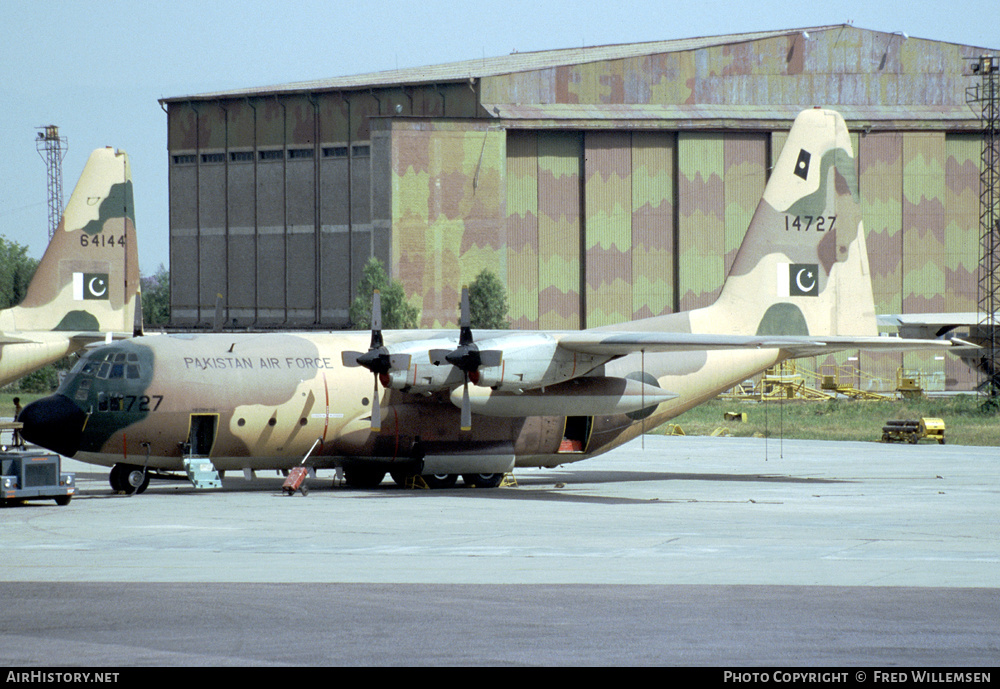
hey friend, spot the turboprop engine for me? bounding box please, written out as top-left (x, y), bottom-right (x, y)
top-left (382, 333), bottom-right (605, 395)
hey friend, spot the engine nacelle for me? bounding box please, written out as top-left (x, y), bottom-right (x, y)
top-left (379, 338), bottom-right (464, 393)
top-left (379, 333), bottom-right (608, 396)
top-left (384, 361), bottom-right (464, 394)
top-left (472, 333), bottom-right (605, 392)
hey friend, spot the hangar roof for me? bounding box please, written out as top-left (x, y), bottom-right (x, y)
top-left (164, 25), bottom-right (850, 102)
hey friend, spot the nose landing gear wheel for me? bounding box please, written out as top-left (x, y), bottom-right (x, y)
top-left (109, 463), bottom-right (150, 495)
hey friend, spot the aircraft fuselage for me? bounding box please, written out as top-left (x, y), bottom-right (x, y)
top-left (27, 331), bottom-right (783, 474)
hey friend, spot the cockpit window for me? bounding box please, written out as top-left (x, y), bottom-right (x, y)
top-left (83, 350), bottom-right (141, 379)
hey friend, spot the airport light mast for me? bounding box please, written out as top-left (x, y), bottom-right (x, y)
top-left (967, 56), bottom-right (1000, 408)
top-left (35, 125), bottom-right (68, 240)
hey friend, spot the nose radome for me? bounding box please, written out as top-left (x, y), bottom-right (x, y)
top-left (18, 394), bottom-right (86, 457)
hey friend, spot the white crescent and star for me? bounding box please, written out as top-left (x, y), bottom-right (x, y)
top-left (795, 268), bottom-right (816, 293)
top-left (88, 277), bottom-right (107, 297)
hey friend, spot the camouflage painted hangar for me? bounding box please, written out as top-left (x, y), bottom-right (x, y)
top-left (160, 24), bottom-right (995, 391)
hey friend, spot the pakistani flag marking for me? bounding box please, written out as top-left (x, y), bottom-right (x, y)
top-left (73, 273), bottom-right (110, 300)
top-left (794, 148), bottom-right (811, 181)
top-left (777, 263), bottom-right (819, 297)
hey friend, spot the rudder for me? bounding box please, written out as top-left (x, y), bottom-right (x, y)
top-left (5, 147), bottom-right (140, 335)
top-left (705, 108), bottom-right (876, 338)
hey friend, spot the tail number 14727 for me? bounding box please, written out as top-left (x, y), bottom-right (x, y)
top-left (785, 215), bottom-right (836, 232)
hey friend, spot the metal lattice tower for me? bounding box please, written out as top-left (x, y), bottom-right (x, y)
top-left (35, 125), bottom-right (68, 240)
top-left (967, 56), bottom-right (1000, 406)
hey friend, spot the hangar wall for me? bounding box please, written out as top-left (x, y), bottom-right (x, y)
top-left (162, 25), bottom-right (992, 390)
top-left (166, 85), bottom-right (478, 326)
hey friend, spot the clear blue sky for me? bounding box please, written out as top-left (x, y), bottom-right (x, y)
top-left (0, 0), bottom-right (993, 276)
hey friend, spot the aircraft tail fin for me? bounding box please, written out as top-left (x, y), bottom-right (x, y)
top-left (699, 107), bottom-right (877, 338)
top-left (4, 147), bottom-right (140, 335)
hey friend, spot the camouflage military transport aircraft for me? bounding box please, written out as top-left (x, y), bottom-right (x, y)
top-left (21, 109), bottom-right (951, 493)
top-left (0, 147), bottom-right (139, 389)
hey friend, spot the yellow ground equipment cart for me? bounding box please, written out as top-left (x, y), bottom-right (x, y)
top-left (881, 418), bottom-right (946, 444)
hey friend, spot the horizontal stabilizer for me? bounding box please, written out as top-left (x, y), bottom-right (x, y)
top-left (878, 313), bottom-right (996, 340)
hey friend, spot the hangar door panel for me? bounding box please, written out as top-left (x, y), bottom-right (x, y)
top-left (506, 131), bottom-right (583, 330)
top-left (506, 130), bottom-right (540, 329)
top-left (537, 132), bottom-right (583, 330)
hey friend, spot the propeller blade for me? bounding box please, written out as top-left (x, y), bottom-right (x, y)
top-left (430, 286), bottom-right (508, 432)
top-left (370, 290), bottom-right (382, 335)
top-left (459, 286), bottom-right (471, 332)
top-left (371, 377), bottom-right (381, 432)
top-left (348, 290), bottom-right (405, 432)
top-left (349, 291), bottom-right (409, 367)
top-left (460, 376), bottom-right (472, 431)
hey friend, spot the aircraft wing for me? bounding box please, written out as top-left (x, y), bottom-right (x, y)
top-left (0, 332), bottom-right (134, 347)
top-left (557, 332), bottom-right (956, 358)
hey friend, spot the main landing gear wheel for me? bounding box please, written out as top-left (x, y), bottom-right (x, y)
top-left (109, 463), bottom-right (150, 495)
top-left (389, 471), bottom-right (459, 489)
top-left (423, 473), bottom-right (458, 489)
top-left (462, 473), bottom-right (504, 488)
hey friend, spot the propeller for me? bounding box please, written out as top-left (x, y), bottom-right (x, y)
top-left (429, 287), bottom-right (502, 431)
top-left (342, 291), bottom-right (411, 432)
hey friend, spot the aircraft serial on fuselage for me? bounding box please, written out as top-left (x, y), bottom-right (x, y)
top-left (0, 147), bottom-right (139, 389)
top-left (20, 109), bottom-right (952, 493)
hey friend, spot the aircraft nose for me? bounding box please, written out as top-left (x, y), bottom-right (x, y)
top-left (18, 394), bottom-right (87, 457)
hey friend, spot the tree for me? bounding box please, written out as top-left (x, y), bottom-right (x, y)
top-left (349, 257), bottom-right (419, 329)
top-left (468, 268), bottom-right (510, 329)
top-left (14, 365), bottom-right (61, 393)
top-left (0, 235), bottom-right (38, 309)
top-left (141, 264), bottom-right (170, 327)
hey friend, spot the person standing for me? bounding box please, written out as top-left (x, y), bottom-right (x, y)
top-left (12, 397), bottom-right (23, 448)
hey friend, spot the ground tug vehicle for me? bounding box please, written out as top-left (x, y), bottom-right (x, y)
top-left (1, 450), bottom-right (75, 506)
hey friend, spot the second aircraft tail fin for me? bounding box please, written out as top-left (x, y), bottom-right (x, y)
top-left (3, 147), bottom-right (140, 336)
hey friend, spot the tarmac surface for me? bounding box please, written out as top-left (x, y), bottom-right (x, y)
top-left (0, 435), bottom-right (997, 666)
